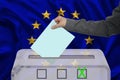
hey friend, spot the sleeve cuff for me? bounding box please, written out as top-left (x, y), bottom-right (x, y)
top-left (64, 18), bottom-right (76, 31)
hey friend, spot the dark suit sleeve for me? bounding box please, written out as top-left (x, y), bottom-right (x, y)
top-left (64, 5), bottom-right (120, 37)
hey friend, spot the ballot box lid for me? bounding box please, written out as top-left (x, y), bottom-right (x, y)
top-left (13, 49), bottom-right (109, 68)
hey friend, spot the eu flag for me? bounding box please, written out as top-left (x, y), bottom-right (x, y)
top-left (0, 0), bottom-right (120, 80)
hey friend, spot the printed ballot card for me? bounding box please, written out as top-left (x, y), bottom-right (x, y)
top-left (31, 20), bottom-right (75, 57)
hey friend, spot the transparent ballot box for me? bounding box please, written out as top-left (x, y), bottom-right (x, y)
top-left (11, 49), bottom-right (110, 80)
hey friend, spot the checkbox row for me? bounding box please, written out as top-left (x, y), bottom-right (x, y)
top-left (37, 69), bottom-right (87, 79)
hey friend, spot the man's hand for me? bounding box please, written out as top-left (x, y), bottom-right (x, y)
top-left (51, 16), bottom-right (67, 29)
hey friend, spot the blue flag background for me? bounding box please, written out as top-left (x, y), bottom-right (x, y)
top-left (0, 0), bottom-right (120, 80)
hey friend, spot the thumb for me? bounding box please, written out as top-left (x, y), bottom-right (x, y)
top-left (51, 24), bottom-right (61, 29)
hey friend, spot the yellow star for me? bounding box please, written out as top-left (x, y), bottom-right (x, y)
top-left (32, 21), bottom-right (40, 29)
top-left (58, 64), bottom-right (66, 69)
top-left (84, 51), bottom-right (90, 55)
top-left (85, 36), bottom-right (94, 44)
top-left (42, 10), bottom-right (51, 19)
top-left (57, 8), bottom-right (66, 16)
top-left (27, 36), bottom-right (36, 44)
top-left (41, 60), bottom-right (50, 66)
top-left (71, 10), bottom-right (80, 19)
top-left (71, 59), bottom-right (79, 67)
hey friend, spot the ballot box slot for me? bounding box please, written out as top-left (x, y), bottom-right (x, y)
top-left (28, 55), bottom-right (95, 59)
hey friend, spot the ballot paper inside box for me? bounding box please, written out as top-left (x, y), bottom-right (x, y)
top-left (11, 49), bottom-right (110, 80)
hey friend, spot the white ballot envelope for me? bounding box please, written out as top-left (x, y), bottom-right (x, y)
top-left (31, 20), bottom-right (75, 57)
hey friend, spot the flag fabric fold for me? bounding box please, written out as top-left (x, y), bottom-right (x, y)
top-left (0, 0), bottom-right (120, 80)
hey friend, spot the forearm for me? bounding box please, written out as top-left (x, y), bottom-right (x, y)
top-left (64, 19), bottom-right (109, 37)
top-left (64, 5), bottom-right (120, 37)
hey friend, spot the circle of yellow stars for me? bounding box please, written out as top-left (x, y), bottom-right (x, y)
top-left (27, 8), bottom-right (94, 45)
